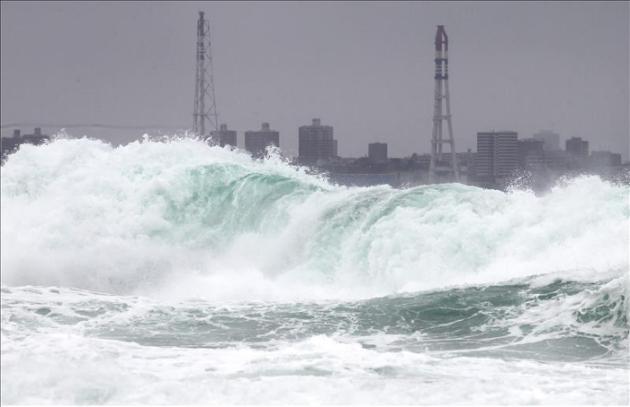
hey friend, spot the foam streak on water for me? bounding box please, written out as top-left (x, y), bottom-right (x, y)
top-left (1, 137), bottom-right (629, 404)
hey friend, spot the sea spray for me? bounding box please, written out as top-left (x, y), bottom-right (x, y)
top-left (1, 137), bottom-right (628, 301)
top-left (1, 136), bottom-right (629, 404)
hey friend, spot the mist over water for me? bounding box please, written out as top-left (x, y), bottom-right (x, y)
top-left (1, 136), bottom-right (629, 404)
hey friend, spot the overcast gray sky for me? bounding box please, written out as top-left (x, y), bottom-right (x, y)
top-left (1, 1), bottom-right (628, 159)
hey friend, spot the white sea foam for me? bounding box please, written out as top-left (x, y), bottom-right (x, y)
top-left (1, 278), bottom-right (627, 404)
top-left (1, 328), bottom-right (627, 404)
top-left (1, 136), bottom-right (628, 302)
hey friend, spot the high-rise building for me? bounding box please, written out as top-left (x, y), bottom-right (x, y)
top-left (518, 138), bottom-right (545, 170)
top-left (475, 134), bottom-right (494, 182)
top-left (298, 118), bottom-right (336, 163)
top-left (533, 130), bottom-right (560, 151)
top-left (368, 143), bottom-right (388, 163)
top-left (565, 137), bottom-right (589, 157)
top-left (474, 131), bottom-right (519, 185)
top-left (245, 122), bottom-right (279, 157)
top-left (209, 123), bottom-right (237, 147)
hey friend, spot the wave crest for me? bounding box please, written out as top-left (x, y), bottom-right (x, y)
top-left (1, 137), bottom-right (628, 300)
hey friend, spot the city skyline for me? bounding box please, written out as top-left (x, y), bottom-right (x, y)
top-left (2, 4), bottom-right (629, 403)
top-left (1, 1), bottom-right (628, 159)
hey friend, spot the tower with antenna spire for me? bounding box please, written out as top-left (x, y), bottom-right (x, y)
top-left (429, 25), bottom-right (459, 182)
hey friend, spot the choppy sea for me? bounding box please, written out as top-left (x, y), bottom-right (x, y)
top-left (1, 137), bottom-right (628, 404)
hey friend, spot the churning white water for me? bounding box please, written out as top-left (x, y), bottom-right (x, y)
top-left (1, 136), bottom-right (628, 404)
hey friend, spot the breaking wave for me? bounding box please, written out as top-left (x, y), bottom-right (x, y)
top-left (1, 136), bottom-right (628, 301)
top-left (2, 136), bottom-right (629, 404)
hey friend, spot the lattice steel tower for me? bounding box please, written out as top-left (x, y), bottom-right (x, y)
top-left (429, 25), bottom-right (459, 182)
top-left (193, 11), bottom-right (219, 138)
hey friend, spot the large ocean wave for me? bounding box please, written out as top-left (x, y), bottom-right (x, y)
top-left (1, 136), bottom-right (628, 301)
top-left (2, 136), bottom-right (629, 404)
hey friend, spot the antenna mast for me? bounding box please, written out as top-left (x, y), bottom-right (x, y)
top-left (429, 25), bottom-right (459, 182)
top-left (193, 11), bottom-right (219, 138)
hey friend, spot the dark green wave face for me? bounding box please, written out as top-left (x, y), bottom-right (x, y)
top-left (3, 274), bottom-right (626, 364)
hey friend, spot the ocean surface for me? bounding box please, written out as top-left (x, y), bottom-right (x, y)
top-left (1, 137), bottom-right (628, 404)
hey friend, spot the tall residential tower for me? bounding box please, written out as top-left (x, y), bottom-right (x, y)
top-left (245, 122), bottom-right (279, 157)
top-left (475, 131), bottom-right (519, 187)
top-left (298, 118), bottom-right (337, 164)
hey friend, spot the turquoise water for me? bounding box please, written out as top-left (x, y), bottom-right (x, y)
top-left (1, 137), bottom-right (628, 404)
